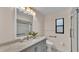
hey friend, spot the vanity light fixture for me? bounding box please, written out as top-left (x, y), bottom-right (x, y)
top-left (20, 7), bottom-right (36, 16)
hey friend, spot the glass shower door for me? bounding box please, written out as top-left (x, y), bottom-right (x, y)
top-left (78, 11), bottom-right (79, 52)
top-left (71, 10), bottom-right (78, 52)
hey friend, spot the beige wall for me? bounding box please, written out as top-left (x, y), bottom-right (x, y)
top-left (0, 7), bottom-right (16, 44)
top-left (44, 9), bottom-right (71, 52)
top-left (33, 11), bottom-right (45, 36)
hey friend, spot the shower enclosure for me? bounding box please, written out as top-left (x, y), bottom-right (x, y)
top-left (71, 8), bottom-right (79, 52)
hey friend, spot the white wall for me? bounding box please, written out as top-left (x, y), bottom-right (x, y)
top-left (33, 11), bottom-right (45, 36)
top-left (44, 9), bottom-right (71, 52)
top-left (0, 7), bottom-right (16, 44)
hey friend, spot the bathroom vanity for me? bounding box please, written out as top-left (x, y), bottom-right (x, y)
top-left (0, 36), bottom-right (47, 52)
top-left (20, 37), bottom-right (47, 52)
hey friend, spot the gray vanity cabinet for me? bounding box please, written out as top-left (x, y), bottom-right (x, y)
top-left (21, 39), bottom-right (47, 52)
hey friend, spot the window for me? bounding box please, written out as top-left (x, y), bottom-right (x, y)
top-left (55, 18), bottom-right (64, 34)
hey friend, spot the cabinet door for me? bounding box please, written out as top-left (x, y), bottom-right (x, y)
top-left (34, 42), bottom-right (42, 52)
top-left (32, 40), bottom-right (47, 52)
top-left (41, 40), bottom-right (47, 52)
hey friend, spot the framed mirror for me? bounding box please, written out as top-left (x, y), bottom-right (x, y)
top-left (16, 8), bottom-right (33, 37)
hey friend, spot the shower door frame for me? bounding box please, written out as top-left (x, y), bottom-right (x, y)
top-left (71, 8), bottom-right (79, 52)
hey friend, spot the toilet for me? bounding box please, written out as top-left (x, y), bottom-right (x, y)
top-left (46, 40), bottom-right (54, 52)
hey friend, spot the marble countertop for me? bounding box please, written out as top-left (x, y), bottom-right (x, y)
top-left (0, 36), bottom-right (46, 52)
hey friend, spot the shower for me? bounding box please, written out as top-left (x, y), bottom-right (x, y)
top-left (71, 8), bottom-right (79, 52)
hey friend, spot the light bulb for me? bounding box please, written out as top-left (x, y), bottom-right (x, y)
top-left (26, 7), bottom-right (31, 12)
top-left (22, 7), bottom-right (36, 16)
top-left (21, 7), bottom-right (25, 11)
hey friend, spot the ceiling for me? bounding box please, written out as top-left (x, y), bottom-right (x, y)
top-left (33, 7), bottom-right (71, 15)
